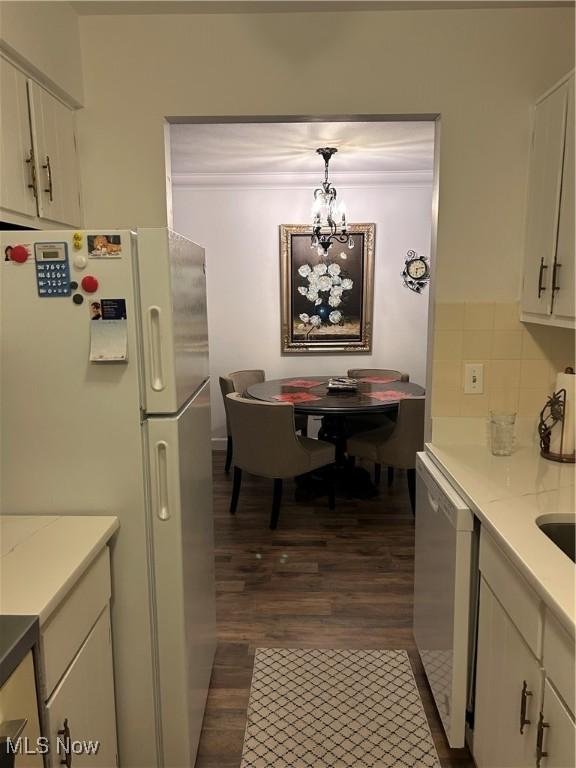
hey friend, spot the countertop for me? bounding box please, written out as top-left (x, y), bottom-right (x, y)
top-left (1, 515), bottom-right (119, 624)
top-left (426, 426), bottom-right (575, 636)
top-left (0, 614), bottom-right (39, 687)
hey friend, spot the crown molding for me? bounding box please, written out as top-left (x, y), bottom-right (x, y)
top-left (171, 169), bottom-right (434, 189)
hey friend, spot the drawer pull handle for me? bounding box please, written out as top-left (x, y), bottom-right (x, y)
top-left (536, 712), bottom-right (549, 767)
top-left (58, 717), bottom-right (72, 767)
top-left (537, 258), bottom-right (548, 299)
top-left (519, 680), bottom-right (532, 734)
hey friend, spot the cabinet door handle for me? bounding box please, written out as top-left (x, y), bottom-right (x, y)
top-left (552, 262), bottom-right (562, 293)
top-left (25, 149), bottom-right (38, 199)
top-left (42, 155), bottom-right (53, 202)
top-left (519, 680), bottom-right (532, 734)
top-left (537, 258), bottom-right (548, 299)
top-left (57, 717), bottom-right (72, 767)
top-left (536, 712), bottom-right (549, 767)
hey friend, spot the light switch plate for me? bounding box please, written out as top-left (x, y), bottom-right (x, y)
top-left (464, 363), bottom-right (484, 394)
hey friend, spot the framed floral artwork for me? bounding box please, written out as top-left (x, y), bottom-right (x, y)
top-left (279, 223), bottom-right (375, 353)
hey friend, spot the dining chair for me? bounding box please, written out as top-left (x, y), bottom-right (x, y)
top-left (219, 376), bottom-right (235, 473)
top-left (226, 393), bottom-right (336, 529)
top-left (228, 369), bottom-right (266, 395)
top-left (227, 369), bottom-right (308, 437)
top-left (347, 368), bottom-right (410, 382)
top-left (346, 396), bottom-right (425, 513)
top-left (345, 368), bottom-right (410, 483)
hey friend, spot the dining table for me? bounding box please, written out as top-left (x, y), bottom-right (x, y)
top-left (247, 375), bottom-right (425, 497)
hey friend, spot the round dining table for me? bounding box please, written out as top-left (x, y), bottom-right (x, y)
top-left (247, 376), bottom-right (425, 496)
top-left (246, 376), bottom-right (424, 416)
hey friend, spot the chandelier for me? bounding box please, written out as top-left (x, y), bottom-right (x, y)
top-left (311, 147), bottom-right (354, 256)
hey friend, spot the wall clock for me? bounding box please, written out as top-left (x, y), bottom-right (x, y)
top-left (402, 250), bottom-right (430, 293)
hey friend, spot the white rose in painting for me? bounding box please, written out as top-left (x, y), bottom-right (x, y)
top-left (308, 275), bottom-right (319, 289)
top-left (331, 285), bottom-right (343, 297)
top-left (299, 313), bottom-right (310, 323)
top-left (307, 289), bottom-right (319, 303)
top-left (310, 315), bottom-right (322, 327)
top-left (331, 275), bottom-right (342, 285)
top-left (327, 263), bottom-right (341, 276)
top-left (297, 286), bottom-right (308, 296)
top-left (328, 295), bottom-right (341, 307)
top-left (298, 264), bottom-right (312, 278)
top-left (313, 263), bottom-right (328, 275)
top-left (318, 275), bottom-right (332, 291)
top-left (341, 278), bottom-right (353, 290)
top-left (329, 311), bottom-right (342, 324)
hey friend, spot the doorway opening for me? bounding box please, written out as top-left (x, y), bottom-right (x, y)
top-left (162, 116), bottom-right (471, 768)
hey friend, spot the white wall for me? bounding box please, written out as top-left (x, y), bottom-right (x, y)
top-left (77, 7), bottom-right (574, 303)
top-left (0, 1), bottom-right (83, 105)
top-left (173, 175), bottom-right (433, 439)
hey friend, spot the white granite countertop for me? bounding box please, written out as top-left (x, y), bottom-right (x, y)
top-left (0, 515), bottom-right (119, 624)
top-left (426, 423), bottom-right (575, 636)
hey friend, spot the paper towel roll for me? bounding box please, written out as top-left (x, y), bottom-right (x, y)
top-left (550, 369), bottom-right (575, 456)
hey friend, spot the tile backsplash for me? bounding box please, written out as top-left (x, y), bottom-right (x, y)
top-left (431, 302), bottom-right (575, 418)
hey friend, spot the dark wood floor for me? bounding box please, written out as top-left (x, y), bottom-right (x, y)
top-left (195, 452), bottom-right (475, 768)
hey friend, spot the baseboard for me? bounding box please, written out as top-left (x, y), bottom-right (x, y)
top-left (212, 437), bottom-right (228, 452)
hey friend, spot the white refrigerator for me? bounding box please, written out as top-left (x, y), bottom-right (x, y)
top-left (0, 228), bottom-right (216, 767)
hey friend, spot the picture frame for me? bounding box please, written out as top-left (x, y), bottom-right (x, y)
top-left (280, 223), bottom-right (375, 353)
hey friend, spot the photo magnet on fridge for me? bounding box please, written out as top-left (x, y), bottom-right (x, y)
top-left (90, 298), bottom-right (127, 321)
top-left (89, 298), bottom-right (128, 362)
top-left (87, 234), bottom-right (122, 258)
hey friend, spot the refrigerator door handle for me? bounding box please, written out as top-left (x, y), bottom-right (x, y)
top-left (148, 306), bottom-right (166, 392)
top-left (155, 440), bottom-right (170, 520)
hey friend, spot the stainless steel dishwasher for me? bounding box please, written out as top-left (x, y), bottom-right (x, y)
top-left (413, 451), bottom-right (479, 749)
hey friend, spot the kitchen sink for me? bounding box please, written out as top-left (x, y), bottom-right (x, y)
top-left (537, 517), bottom-right (576, 563)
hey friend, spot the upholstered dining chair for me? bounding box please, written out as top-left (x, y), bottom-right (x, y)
top-left (345, 368), bottom-right (411, 484)
top-left (346, 396), bottom-right (425, 513)
top-left (219, 376), bottom-right (235, 473)
top-left (347, 368), bottom-right (410, 382)
top-left (226, 393), bottom-right (336, 529)
top-left (227, 369), bottom-right (308, 437)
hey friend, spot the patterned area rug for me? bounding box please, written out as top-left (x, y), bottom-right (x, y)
top-left (240, 648), bottom-right (440, 768)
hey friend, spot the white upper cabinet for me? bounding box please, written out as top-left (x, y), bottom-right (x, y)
top-left (0, 56), bottom-right (37, 218)
top-left (521, 73), bottom-right (575, 329)
top-left (28, 80), bottom-right (82, 227)
top-left (0, 56), bottom-right (82, 228)
top-left (552, 81), bottom-right (575, 323)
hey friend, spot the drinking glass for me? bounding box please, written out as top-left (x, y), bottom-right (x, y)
top-left (489, 411), bottom-right (516, 456)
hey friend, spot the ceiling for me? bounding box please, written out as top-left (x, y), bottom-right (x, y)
top-left (71, 1), bottom-right (571, 15)
top-left (170, 121), bottom-right (435, 177)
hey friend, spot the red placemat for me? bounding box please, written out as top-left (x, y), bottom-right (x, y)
top-left (272, 392), bottom-right (322, 403)
top-left (366, 390), bottom-right (412, 402)
top-left (283, 379), bottom-right (323, 389)
top-left (359, 375), bottom-right (399, 384)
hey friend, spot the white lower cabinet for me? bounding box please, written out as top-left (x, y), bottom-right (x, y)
top-left (538, 679), bottom-right (576, 768)
top-left (36, 547), bottom-right (118, 767)
top-left (45, 606), bottom-right (117, 767)
top-left (474, 531), bottom-right (575, 768)
top-left (474, 578), bottom-right (542, 768)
